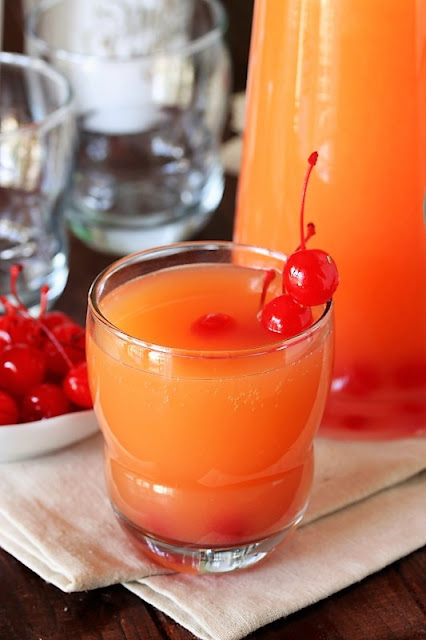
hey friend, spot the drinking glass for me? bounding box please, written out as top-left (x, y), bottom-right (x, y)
top-left (26, 0), bottom-right (231, 256)
top-left (0, 51), bottom-right (75, 312)
top-left (86, 242), bottom-right (334, 573)
top-left (233, 0), bottom-right (426, 439)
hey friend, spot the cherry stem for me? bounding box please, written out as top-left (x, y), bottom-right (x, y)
top-left (299, 152), bottom-right (318, 251)
top-left (37, 286), bottom-right (73, 369)
top-left (39, 285), bottom-right (49, 319)
top-left (295, 222), bottom-right (316, 251)
top-left (39, 321), bottom-right (74, 370)
top-left (4, 265), bottom-right (74, 371)
top-left (259, 269), bottom-right (276, 311)
top-left (0, 295), bottom-right (17, 314)
top-left (9, 264), bottom-right (27, 312)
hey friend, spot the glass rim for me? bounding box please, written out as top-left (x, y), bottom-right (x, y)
top-left (0, 51), bottom-right (74, 137)
top-left (26, 0), bottom-right (228, 64)
top-left (88, 241), bottom-right (334, 360)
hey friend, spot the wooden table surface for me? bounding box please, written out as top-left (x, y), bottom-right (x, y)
top-left (1, 1), bottom-right (425, 639)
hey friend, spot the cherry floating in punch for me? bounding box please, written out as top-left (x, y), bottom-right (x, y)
top-left (191, 312), bottom-right (235, 337)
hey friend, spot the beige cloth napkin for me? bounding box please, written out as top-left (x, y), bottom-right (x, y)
top-left (0, 429), bottom-right (425, 640)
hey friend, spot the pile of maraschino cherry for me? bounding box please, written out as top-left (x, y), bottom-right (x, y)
top-left (0, 265), bottom-right (92, 426)
top-left (260, 151), bottom-right (339, 336)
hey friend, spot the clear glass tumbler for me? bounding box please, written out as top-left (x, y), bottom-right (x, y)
top-left (0, 52), bottom-right (75, 312)
top-left (87, 242), bottom-right (334, 573)
top-left (26, 0), bottom-right (231, 256)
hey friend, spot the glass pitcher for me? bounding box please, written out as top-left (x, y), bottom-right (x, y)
top-left (233, 0), bottom-right (426, 439)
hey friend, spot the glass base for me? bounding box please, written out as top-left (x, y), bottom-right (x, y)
top-left (116, 508), bottom-right (303, 574)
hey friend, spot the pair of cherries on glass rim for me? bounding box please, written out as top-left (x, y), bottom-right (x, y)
top-left (0, 265), bottom-right (92, 426)
top-left (260, 151), bottom-right (339, 337)
top-left (194, 152), bottom-right (339, 339)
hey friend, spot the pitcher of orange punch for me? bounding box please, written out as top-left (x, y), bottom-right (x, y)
top-left (233, 0), bottom-right (426, 439)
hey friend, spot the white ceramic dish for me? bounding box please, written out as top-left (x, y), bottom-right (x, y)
top-left (0, 410), bottom-right (99, 463)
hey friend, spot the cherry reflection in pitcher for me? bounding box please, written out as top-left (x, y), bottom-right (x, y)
top-left (234, 0), bottom-right (426, 439)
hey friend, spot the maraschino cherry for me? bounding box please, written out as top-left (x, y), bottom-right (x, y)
top-left (0, 390), bottom-right (19, 426)
top-left (0, 265), bottom-right (93, 425)
top-left (63, 361), bottom-right (93, 409)
top-left (0, 343), bottom-right (46, 397)
top-left (20, 382), bottom-right (71, 422)
top-left (283, 152), bottom-right (339, 307)
top-left (260, 294), bottom-right (313, 337)
top-left (191, 312), bottom-right (235, 336)
top-left (261, 151), bottom-right (339, 335)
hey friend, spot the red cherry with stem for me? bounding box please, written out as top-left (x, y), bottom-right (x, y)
top-left (260, 294), bottom-right (313, 337)
top-left (43, 343), bottom-right (72, 378)
top-left (20, 382), bottom-right (71, 422)
top-left (284, 249), bottom-right (339, 307)
top-left (38, 286), bottom-right (70, 331)
top-left (37, 287), bottom-right (80, 377)
top-left (43, 339), bottom-right (72, 378)
top-left (0, 389), bottom-right (19, 425)
top-left (43, 322), bottom-right (86, 378)
top-left (63, 361), bottom-right (93, 409)
top-left (53, 323), bottom-right (86, 354)
top-left (0, 343), bottom-right (46, 396)
top-left (41, 310), bottom-right (71, 331)
top-left (191, 313), bottom-right (235, 336)
top-left (4, 314), bottom-right (41, 346)
top-left (0, 296), bottom-right (41, 346)
top-left (283, 152), bottom-right (339, 306)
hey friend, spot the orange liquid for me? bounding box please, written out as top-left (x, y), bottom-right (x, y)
top-left (234, 0), bottom-right (426, 438)
top-left (87, 263), bottom-right (333, 548)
